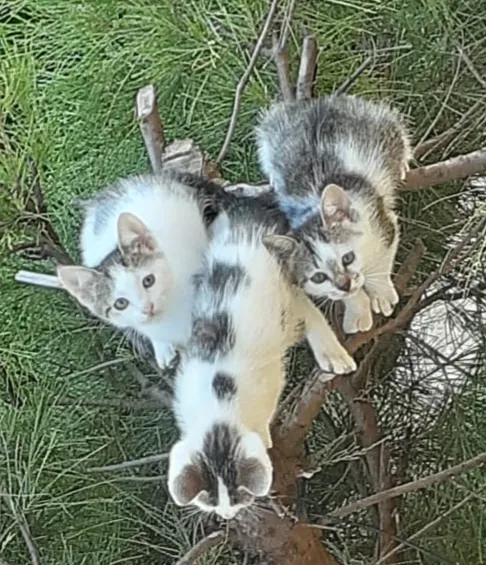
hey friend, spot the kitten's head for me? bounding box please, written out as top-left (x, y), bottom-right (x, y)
top-left (168, 424), bottom-right (272, 520)
top-left (58, 213), bottom-right (172, 330)
top-left (264, 184), bottom-right (365, 300)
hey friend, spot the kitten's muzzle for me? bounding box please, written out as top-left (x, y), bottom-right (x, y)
top-left (336, 277), bottom-right (351, 293)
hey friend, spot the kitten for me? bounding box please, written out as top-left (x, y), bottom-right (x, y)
top-left (58, 172), bottom-right (215, 368)
top-left (168, 197), bottom-right (356, 520)
top-left (256, 94), bottom-right (412, 334)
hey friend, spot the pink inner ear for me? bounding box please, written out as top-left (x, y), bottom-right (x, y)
top-left (321, 184), bottom-right (351, 223)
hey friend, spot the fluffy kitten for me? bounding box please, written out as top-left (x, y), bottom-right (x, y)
top-left (256, 94), bottom-right (412, 334)
top-left (58, 172), bottom-right (214, 368)
top-left (168, 197), bottom-right (356, 520)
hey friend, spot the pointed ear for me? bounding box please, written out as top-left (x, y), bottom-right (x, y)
top-left (57, 266), bottom-right (102, 309)
top-left (117, 213), bottom-right (157, 257)
top-left (263, 235), bottom-right (299, 267)
top-left (320, 184), bottom-right (352, 226)
top-left (238, 432), bottom-right (273, 497)
top-left (168, 441), bottom-right (208, 506)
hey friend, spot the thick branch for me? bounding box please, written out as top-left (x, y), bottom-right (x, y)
top-left (175, 531), bottom-right (226, 565)
top-left (272, 31), bottom-right (294, 102)
top-left (320, 451), bottom-right (486, 524)
top-left (296, 36), bottom-right (318, 100)
top-left (216, 0), bottom-right (280, 164)
top-left (403, 149), bottom-right (486, 191)
top-left (136, 85), bottom-right (165, 173)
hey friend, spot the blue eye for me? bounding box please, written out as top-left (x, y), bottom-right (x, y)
top-left (114, 298), bottom-right (129, 310)
top-left (310, 272), bottom-right (328, 284)
top-left (342, 251), bottom-right (355, 266)
top-left (143, 274), bottom-right (155, 288)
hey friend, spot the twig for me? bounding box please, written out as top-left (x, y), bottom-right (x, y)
top-left (319, 451), bottom-right (486, 524)
top-left (136, 85), bottom-right (165, 173)
top-left (334, 55), bottom-right (374, 95)
top-left (413, 99), bottom-right (483, 160)
top-left (88, 452), bottom-right (169, 473)
top-left (403, 149), bottom-right (486, 191)
top-left (175, 531), bottom-right (226, 565)
top-left (15, 270), bottom-right (63, 289)
top-left (215, 0), bottom-right (280, 164)
top-left (374, 492), bottom-right (476, 565)
top-left (272, 31), bottom-right (294, 102)
top-left (296, 36), bottom-right (318, 100)
top-left (458, 46), bottom-right (486, 91)
top-left (2, 492), bottom-right (41, 565)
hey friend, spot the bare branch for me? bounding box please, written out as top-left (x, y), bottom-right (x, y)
top-left (458, 46), bottom-right (486, 91)
top-left (319, 451), bottom-right (486, 524)
top-left (136, 85), bottom-right (165, 173)
top-left (334, 54), bottom-right (374, 95)
top-left (175, 531), bottom-right (226, 565)
top-left (15, 270), bottom-right (63, 290)
top-left (216, 0), bottom-right (280, 165)
top-left (272, 31), bottom-right (294, 102)
top-left (88, 452), bottom-right (168, 473)
top-left (403, 149), bottom-right (486, 191)
top-left (296, 36), bottom-right (318, 100)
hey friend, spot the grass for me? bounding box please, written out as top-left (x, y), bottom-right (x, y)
top-left (1, 0), bottom-right (486, 563)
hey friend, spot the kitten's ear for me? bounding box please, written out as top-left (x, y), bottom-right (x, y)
top-left (320, 184), bottom-right (353, 226)
top-left (117, 213), bottom-right (157, 257)
top-left (168, 441), bottom-right (208, 506)
top-left (238, 432), bottom-right (273, 497)
top-left (57, 266), bottom-right (101, 309)
top-left (263, 235), bottom-right (299, 266)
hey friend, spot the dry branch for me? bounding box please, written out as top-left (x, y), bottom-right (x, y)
top-left (272, 31), bottom-right (295, 102)
top-left (1, 492), bottom-right (41, 565)
top-left (216, 0), bottom-right (280, 164)
top-left (136, 85), bottom-right (165, 173)
top-left (320, 451), bottom-right (486, 524)
top-left (404, 149), bottom-right (486, 191)
top-left (175, 531), bottom-right (226, 565)
top-left (334, 55), bottom-right (374, 95)
top-left (296, 36), bottom-right (318, 100)
top-left (88, 452), bottom-right (169, 473)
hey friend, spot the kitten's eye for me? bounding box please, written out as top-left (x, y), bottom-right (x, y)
top-left (143, 274), bottom-right (155, 289)
top-left (342, 251), bottom-right (355, 266)
top-left (310, 272), bottom-right (328, 284)
top-left (113, 298), bottom-right (129, 310)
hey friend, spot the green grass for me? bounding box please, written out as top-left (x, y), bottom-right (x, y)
top-left (1, 0), bottom-right (486, 563)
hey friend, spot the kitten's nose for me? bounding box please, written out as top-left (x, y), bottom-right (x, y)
top-left (336, 277), bottom-right (351, 292)
top-left (144, 303), bottom-right (155, 316)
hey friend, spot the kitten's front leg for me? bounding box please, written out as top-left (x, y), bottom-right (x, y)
top-left (152, 341), bottom-right (177, 369)
top-left (300, 295), bottom-right (357, 375)
top-left (342, 289), bottom-right (373, 334)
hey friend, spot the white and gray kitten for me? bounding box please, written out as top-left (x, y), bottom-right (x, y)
top-left (58, 172), bottom-right (213, 368)
top-left (168, 196), bottom-right (356, 521)
top-left (256, 94), bottom-right (412, 333)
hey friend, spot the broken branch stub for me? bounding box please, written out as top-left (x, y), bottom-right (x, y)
top-left (136, 85), bottom-right (165, 173)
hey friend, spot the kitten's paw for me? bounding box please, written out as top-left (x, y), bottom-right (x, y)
top-left (154, 344), bottom-right (177, 369)
top-left (369, 285), bottom-right (399, 317)
top-left (315, 346), bottom-right (357, 376)
top-left (400, 162), bottom-right (410, 181)
top-left (343, 304), bottom-right (373, 334)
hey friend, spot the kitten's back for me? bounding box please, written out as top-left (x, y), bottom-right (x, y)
top-left (256, 94), bottom-right (412, 200)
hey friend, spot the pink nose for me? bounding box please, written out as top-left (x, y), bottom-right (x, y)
top-left (144, 303), bottom-right (155, 316)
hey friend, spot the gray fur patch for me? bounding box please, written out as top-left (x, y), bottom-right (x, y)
top-left (212, 371), bottom-right (237, 400)
top-left (190, 312), bottom-right (235, 361)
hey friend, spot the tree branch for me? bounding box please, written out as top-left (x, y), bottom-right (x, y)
top-left (334, 54), bottom-right (374, 95)
top-left (403, 149), bottom-right (486, 191)
top-left (319, 451), bottom-right (486, 524)
top-left (296, 36), bottom-right (318, 100)
top-left (175, 531), bottom-right (226, 565)
top-left (272, 31), bottom-right (295, 102)
top-left (216, 0), bottom-right (280, 165)
top-left (136, 85), bottom-right (165, 173)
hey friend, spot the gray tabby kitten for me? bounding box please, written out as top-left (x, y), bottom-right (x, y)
top-left (256, 94), bottom-right (412, 333)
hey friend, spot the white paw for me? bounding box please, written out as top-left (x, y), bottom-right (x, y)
top-left (154, 344), bottom-right (177, 369)
top-left (369, 284), bottom-right (399, 317)
top-left (315, 346), bottom-right (357, 376)
top-left (343, 306), bottom-right (373, 334)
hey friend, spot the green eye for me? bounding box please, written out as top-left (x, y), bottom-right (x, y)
top-left (310, 272), bottom-right (328, 284)
top-left (143, 274), bottom-right (155, 289)
top-left (114, 298), bottom-right (129, 310)
top-left (342, 251), bottom-right (355, 266)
